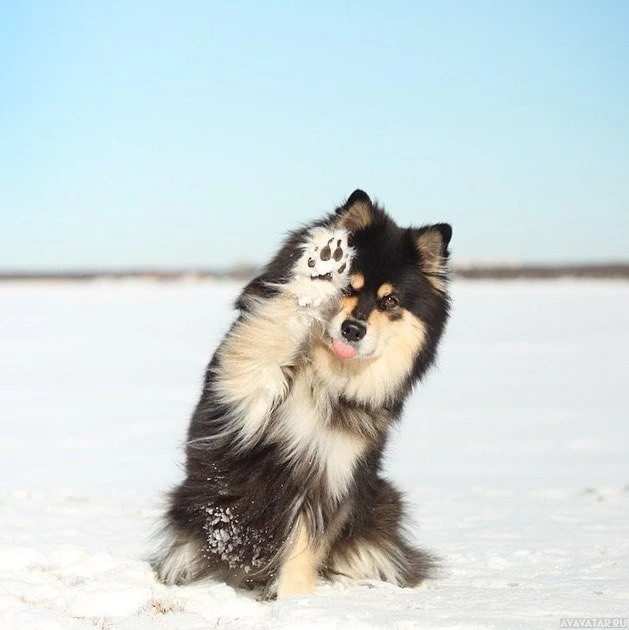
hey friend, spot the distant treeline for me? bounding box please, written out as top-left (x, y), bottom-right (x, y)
top-left (1, 263), bottom-right (628, 282)
top-left (454, 263), bottom-right (629, 280)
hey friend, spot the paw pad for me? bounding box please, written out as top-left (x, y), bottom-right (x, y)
top-left (291, 227), bottom-right (354, 307)
top-left (304, 230), bottom-right (351, 282)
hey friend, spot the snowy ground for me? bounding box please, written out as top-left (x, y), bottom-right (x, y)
top-left (1, 279), bottom-right (627, 629)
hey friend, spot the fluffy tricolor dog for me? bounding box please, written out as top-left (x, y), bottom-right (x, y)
top-left (153, 190), bottom-right (452, 598)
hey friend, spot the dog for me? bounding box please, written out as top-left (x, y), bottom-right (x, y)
top-left (152, 190), bottom-right (452, 598)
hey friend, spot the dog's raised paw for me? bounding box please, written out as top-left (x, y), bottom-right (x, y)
top-left (291, 227), bottom-right (353, 307)
top-left (306, 228), bottom-right (351, 280)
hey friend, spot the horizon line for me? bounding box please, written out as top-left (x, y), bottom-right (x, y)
top-left (2, 261), bottom-right (629, 282)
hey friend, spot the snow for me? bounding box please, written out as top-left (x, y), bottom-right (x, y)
top-left (0, 279), bottom-right (628, 629)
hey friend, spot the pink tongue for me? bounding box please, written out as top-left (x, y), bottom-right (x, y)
top-left (332, 338), bottom-right (357, 359)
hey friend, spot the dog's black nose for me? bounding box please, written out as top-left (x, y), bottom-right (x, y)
top-left (341, 319), bottom-right (366, 342)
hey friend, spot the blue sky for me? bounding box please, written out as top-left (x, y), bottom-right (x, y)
top-left (1, 1), bottom-right (628, 269)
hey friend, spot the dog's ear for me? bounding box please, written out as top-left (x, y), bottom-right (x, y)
top-left (335, 189), bottom-right (374, 232)
top-left (342, 189), bottom-right (372, 208)
top-left (413, 223), bottom-right (452, 289)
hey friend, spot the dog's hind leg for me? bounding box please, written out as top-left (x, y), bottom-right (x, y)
top-left (323, 479), bottom-right (436, 587)
top-left (151, 523), bottom-right (204, 586)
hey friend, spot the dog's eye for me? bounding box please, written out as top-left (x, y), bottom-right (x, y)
top-left (380, 295), bottom-right (399, 310)
top-left (343, 286), bottom-right (358, 297)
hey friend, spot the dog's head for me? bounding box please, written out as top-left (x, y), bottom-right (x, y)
top-left (318, 190), bottom-right (452, 395)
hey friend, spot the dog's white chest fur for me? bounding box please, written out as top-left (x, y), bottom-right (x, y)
top-left (274, 369), bottom-right (367, 501)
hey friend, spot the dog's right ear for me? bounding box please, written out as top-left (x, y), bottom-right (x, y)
top-left (335, 189), bottom-right (374, 232)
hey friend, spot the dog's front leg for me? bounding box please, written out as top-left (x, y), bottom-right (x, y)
top-left (275, 504), bottom-right (352, 598)
top-left (214, 226), bottom-right (353, 447)
top-left (275, 518), bottom-right (322, 598)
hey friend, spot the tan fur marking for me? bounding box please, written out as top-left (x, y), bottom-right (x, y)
top-left (340, 295), bottom-right (358, 317)
top-left (350, 273), bottom-right (365, 291)
top-left (416, 230), bottom-right (447, 292)
top-left (366, 308), bottom-right (424, 342)
top-left (335, 201), bottom-right (373, 232)
top-left (376, 283), bottom-right (395, 299)
top-left (367, 308), bottom-right (393, 328)
top-left (276, 521), bottom-right (321, 598)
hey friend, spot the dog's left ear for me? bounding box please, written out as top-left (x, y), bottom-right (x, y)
top-left (413, 224), bottom-right (452, 287)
